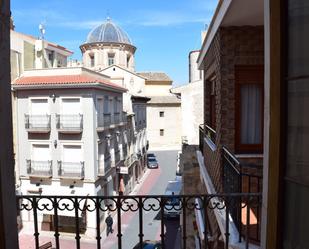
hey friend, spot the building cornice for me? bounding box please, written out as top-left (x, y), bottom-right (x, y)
top-left (80, 41), bottom-right (136, 54)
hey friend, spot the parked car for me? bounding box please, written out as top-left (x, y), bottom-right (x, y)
top-left (132, 240), bottom-right (161, 249)
top-left (147, 153), bottom-right (156, 159)
top-left (147, 157), bottom-right (159, 169)
top-left (164, 181), bottom-right (182, 218)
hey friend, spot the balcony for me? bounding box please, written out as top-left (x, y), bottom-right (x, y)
top-left (114, 112), bottom-right (120, 124)
top-left (121, 111), bottom-right (127, 124)
top-left (26, 160), bottom-right (52, 178)
top-left (113, 112), bottom-right (127, 126)
top-left (56, 114), bottom-right (83, 134)
top-left (205, 124), bottom-right (216, 148)
top-left (222, 146), bottom-right (262, 243)
top-left (24, 114), bottom-right (51, 133)
top-left (57, 161), bottom-right (85, 179)
top-left (16, 193), bottom-right (261, 249)
top-left (115, 150), bottom-right (121, 164)
top-left (98, 157), bottom-right (112, 176)
top-left (97, 113), bottom-right (112, 131)
top-left (124, 154), bottom-right (136, 167)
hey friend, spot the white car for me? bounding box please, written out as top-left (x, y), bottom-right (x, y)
top-left (164, 181), bottom-right (182, 218)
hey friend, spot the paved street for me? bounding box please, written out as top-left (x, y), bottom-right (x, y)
top-left (19, 150), bottom-right (181, 249)
top-left (103, 150), bottom-right (181, 249)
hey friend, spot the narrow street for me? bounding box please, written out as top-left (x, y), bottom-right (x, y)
top-left (103, 150), bottom-right (181, 249)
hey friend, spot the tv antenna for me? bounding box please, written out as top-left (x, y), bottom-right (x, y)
top-left (39, 23), bottom-right (46, 40)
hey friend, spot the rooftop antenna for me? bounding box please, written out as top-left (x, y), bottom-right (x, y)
top-left (39, 23), bottom-right (45, 40)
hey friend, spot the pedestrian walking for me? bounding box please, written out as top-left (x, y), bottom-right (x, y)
top-left (105, 213), bottom-right (114, 236)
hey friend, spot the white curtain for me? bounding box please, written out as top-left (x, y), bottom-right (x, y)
top-left (240, 84), bottom-right (262, 144)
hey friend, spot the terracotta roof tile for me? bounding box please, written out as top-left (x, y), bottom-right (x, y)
top-left (137, 72), bottom-right (172, 82)
top-left (13, 75), bottom-right (126, 91)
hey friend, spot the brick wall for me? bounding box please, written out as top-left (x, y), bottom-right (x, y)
top-left (203, 26), bottom-right (264, 193)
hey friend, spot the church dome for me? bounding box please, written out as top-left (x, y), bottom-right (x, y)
top-left (85, 18), bottom-right (133, 45)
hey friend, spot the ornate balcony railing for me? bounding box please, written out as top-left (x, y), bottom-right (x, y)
top-left (97, 113), bottom-right (104, 128)
top-left (222, 147), bottom-right (262, 243)
top-left (104, 113), bottom-right (111, 127)
top-left (57, 161), bottom-right (85, 179)
top-left (25, 114), bottom-right (51, 132)
top-left (122, 111), bottom-right (127, 123)
top-left (114, 112), bottom-right (120, 124)
top-left (205, 124), bottom-right (216, 145)
top-left (26, 160), bottom-right (52, 177)
top-left (16, 193), bottom-right (261, 249)
top-left (56, 114), bottom-right (83, 133)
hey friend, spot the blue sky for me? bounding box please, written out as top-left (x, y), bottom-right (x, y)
top-left (11, 0), bottom-right (217, 86)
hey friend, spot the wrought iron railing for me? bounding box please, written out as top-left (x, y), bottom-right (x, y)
top-left (205, 124), bottom-right (216, 145)
top-left (57, 161), bottom-right (85, 179)
top-left (25, 114), bottom-right (51, 131)
top-left (114, 112), bottom-right (120, 124)
top-left (104, 113), bottom-right (111, 127)
top-left (122, 111), bottom-right (127, 123)
top-left (26, 160), bottom-right (52, 177)
top-left (56, 114), bottom-right (83, 131)
top-left (199, 124), bottom-right (204, 152)
top-left (222, 147), bottom-right (262, 243)
top-left (16, 193), bottom-right (261, 249)
top-left (97, 113), bottom-right (104, 128)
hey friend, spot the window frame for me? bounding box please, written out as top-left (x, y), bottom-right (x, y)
top-left (89, 53), bottom-right (95, 67)
top-left (108, 53), bottom-right (115, 66)
top-left (160, 129), bottom-right (164, 136)
top-left (235, 65), bottom-right (264, 154)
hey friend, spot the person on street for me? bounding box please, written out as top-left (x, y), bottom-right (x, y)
top-left (105, 213), bottom-right (113, 236)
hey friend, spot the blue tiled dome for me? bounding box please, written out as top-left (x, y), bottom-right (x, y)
top-left (86, 18), bottom-right (132, 45)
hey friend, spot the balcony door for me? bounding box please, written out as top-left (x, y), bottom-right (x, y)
top-left (31, 99), bottom-right (49, 114)
top-left (235, 65), bottom-right (264, 153)
top-left (97, 98), bottom-right (104, 115)
top-left (30, 99), bottom-right (49, 128)
top-left (61, 98), bottom-right (81, 128)
top-left (62, 145), bottom-right (82, 163)
top-left (32, 144), bottom-right (50, 161)
top-left (61, 98), bottom-right (80, 114)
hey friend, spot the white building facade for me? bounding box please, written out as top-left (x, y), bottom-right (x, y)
top-left (13, 67), bottom-right (127, 236)
top-left (171, 49), bottom-right (204, 145)
top-left (138, 72), bottom-right (182, 149)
